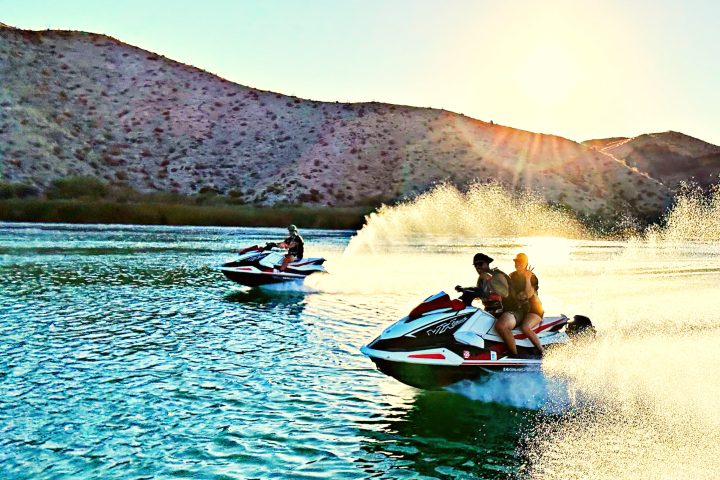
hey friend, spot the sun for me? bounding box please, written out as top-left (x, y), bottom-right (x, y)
top-left (516, 45), bottom-right (578, 107)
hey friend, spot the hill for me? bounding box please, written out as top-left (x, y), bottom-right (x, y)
top-left (1, 24), bottom-right (675, 220)
top-left (583, 132), bottom-right (720, 189)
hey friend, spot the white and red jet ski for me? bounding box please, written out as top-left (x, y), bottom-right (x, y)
top-left (360, 291), bottom-right (593, 389)
top-left (219, 244), bottom-right (327, 287)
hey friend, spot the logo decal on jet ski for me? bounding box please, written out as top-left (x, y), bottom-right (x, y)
top-left (502, 366), bottom-right (540, 372)
top-left (425, 317), bottom-right (467, 336)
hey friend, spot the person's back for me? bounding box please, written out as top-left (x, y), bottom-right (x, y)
top-left (285, 233), bottom-right (304, 259)
top-left (278, 225), bottom-right (304, 271)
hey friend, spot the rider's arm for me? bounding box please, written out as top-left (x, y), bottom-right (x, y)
top-left (522, 271), bottom-right (536, 299)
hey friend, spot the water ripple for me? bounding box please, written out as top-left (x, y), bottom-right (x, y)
top-left (1, 223), bottom-right (630, 479)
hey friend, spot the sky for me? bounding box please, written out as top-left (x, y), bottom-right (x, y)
top-left (2, 0), bottom-right (719, 144)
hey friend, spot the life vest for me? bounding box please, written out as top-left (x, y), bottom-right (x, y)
top-left (480, 268), bottom-right (510, 315)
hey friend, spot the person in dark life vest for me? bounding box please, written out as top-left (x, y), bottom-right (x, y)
top-left (277, 224), bottom-right (304, 272)
top-left (454, 252), bottom-right (511, 317)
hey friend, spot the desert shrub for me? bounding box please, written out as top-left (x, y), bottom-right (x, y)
top-left (198, 185), bottom-right (219, 195)
top-left (46, 176), bottom-right (109, 199)
top-left (297, 190), bottom-right (321, 202)
top-left (265, 183), bottom-right (283, 194)
top-left (0, 182), bottom-right (40, 199)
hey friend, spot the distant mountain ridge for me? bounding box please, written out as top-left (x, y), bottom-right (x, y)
top-left (583, 132), bottom-right (720, 189)
top-left (2, 23), bottom-right (714, 220)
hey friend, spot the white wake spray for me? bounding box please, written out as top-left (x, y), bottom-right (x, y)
top-left (323, 181), bottom-right (720, 479)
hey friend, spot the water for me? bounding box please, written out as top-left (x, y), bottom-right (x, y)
top-left (2, 188), bottom-right (720, 479)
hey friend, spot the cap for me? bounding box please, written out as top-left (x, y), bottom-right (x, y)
top-left (514, 252), bottom-right (528, 262)
top-left (288, 224), bottom-right (298, 233)
top-left (473, 253), bottom-right (494, 265)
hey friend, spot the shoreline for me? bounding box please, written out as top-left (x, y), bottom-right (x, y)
top-left (0, 199), bottom-right (373, 230)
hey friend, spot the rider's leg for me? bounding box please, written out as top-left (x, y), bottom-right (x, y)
top-left (495, 312), bottom-right (518, 356)
top-left (279, 254), bottom-right (296, 271)
top-left (520, 313), bottom-right (544, 352)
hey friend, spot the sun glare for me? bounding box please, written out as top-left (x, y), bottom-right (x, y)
top-left (516, 45), bottom-right (577, 106)
top-left (519, 236), bottom-right (576, 267)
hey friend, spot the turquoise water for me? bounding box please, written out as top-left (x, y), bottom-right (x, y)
top-left (4, 223), bottom-right (720, 479)
top-left (0, 224), bottom-right (531, 479)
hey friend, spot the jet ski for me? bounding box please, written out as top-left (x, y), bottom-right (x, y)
top-left (360, 291), bottom-right (593, 389)
top-left (219, 243), bottom-right (327, 287)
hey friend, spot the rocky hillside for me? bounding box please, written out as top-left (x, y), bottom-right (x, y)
top-left (582, 137), bottom-right (629, 151)
top-left (584, 132), bottom-right (720, 189)
top-left (1, 24), bottom-right (676, 218)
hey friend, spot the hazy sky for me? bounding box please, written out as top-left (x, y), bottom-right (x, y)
top-left (3, 0), bottom-right (719, 144)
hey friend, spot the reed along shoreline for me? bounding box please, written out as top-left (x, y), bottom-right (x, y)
top-left (0, 199), bottom-right (373, 230)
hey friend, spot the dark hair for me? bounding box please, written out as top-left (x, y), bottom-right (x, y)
top-left (473, 253), bottom-right (494, 265)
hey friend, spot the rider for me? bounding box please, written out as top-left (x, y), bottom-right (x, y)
top-left (277, 224), bottom-right (304, 271)
top-left (494, 252), bottom-right (544, 356)
top-left (453, 253), bottom-right (513, 349)
top-left (511, 253), bottom-right (544, 352)
top-left (454, 252), bottom-right (510, 316)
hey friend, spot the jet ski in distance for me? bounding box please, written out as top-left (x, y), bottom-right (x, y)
top-left (360, 291), bottom-right (594, 389)
top-left (219, 243), bottom-right (327, 287)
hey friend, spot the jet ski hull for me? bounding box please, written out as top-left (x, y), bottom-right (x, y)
top-left (220, 268), bottom-right (306, 286)
top-left (369, 357), bottom-right (492, 389)
top-left (363, 345), bottom-right (543, 389)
